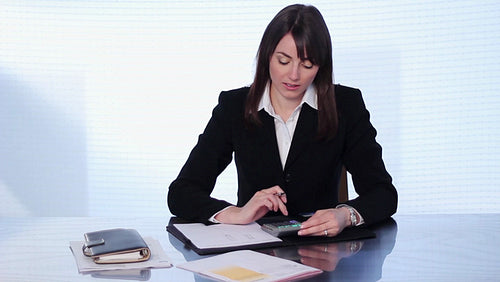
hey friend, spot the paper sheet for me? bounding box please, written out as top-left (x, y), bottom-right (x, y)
top-left (173, 222), bottom-right (282, 249)
top-left (69, 237), bottom-right (172, 273)
top-left (177, 250), bottom-right (322, 282)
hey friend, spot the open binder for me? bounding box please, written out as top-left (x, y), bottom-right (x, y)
top-left (167, 216), bottom-right (375, 255)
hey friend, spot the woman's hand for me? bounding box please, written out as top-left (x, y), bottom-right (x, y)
top-left (298, 208), bottom-right (350, 237)
top-left (214, 186), bottom-right (288, 224)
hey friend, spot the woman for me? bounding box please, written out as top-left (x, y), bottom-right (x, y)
top-left (168, 4), bottom-right (397, 237)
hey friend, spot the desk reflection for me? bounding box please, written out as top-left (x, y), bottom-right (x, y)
top-left (264, 240), bottom-right (364, 272)
top-left (170, 218), bottom-right (397, 281)
top-left (86, 269), bottom-right (152, 281)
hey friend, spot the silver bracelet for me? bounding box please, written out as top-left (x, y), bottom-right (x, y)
top-left (336, 204), bottom-right (360, 226)
top-left (347, 206), bottom-right (358, 226)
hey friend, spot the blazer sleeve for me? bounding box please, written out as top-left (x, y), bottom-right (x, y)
top-left (338, 86), bottom-right (398, 225)
top-left (167, 91), bottom-right (238, 223)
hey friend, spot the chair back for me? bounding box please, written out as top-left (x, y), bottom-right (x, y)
top-left (338, 166), bottom-right (348, 202)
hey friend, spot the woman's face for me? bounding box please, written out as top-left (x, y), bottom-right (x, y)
top-left (269, 33), bottom-right (319, 106)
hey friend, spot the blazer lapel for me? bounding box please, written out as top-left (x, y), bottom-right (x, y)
top-left (255, 110), bottom-right (284, 171)
top-left (284, 104), bottom-right (317, 170)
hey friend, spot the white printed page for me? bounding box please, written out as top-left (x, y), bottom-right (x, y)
top-left (173, 222), bottom-right (282, 249)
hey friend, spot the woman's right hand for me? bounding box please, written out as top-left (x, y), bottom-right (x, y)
top-left (214, 186), bottom-right (288, 224)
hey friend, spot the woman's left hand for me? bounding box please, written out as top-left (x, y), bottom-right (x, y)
top-left (298, 208), bottom-right (350, 237)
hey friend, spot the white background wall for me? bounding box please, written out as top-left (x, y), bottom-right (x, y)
top-left (1, 0), bottom-right (499, 217)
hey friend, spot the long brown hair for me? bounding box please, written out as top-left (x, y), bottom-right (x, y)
top-left (244, 4), bottom-right (338, 140)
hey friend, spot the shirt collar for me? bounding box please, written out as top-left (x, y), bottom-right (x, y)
top-left (258, 82), bottom-right (318, 113)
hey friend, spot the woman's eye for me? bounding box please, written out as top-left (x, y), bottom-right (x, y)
top-left (278, 59), bottom-right (290, 65)
top-left (302, 61), bottom-right (314, 69)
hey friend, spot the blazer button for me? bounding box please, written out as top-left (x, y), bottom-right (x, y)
top-left (285, 173), bottom-right (292, 183)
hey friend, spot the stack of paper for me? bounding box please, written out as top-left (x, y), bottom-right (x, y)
top-left (177, 250), bottom-right (322, 282)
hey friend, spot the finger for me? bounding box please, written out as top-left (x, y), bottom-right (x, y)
top-left (299, 223), bottom-right (330, 236)
top-left (262, 186), bottom-right (285, 196)
top-left (261, 185), bottom-right (278, 192)
top-left (321, 228), bottom-right (342, 237)
top-left (265, 198), bottom-right (277, 211)
top-left (300, 244), bottom-right (341, 255)
top-left (253, 196), bottom-right (273, 212)
top-left (258, 192), bottom-right (288, 215)
top-left (298, 248), bottom-right (333, 260)
top-left (264, 195), bottom-right (281, 212)
top-left (300, 214), bottom-right (327, 229)
top-left (278, 193), bottom-right (287, 204)
top-left (276, 198), bottom-right (288, 216)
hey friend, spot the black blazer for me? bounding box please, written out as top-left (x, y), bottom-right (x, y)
top-left (168, 85), bottom-right (397, 225)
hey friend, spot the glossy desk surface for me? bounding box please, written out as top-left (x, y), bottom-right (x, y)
top-left (0, 214), bottom-right (499, 281)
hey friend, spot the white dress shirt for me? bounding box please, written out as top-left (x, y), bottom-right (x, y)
top-left (258, 83), bottom-right (317, 168)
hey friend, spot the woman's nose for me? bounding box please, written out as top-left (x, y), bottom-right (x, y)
top-left (288, 64), bottom-right (300, 81)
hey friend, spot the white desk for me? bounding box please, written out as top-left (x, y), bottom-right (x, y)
top-left (1, 214), bottom-right (499, 281)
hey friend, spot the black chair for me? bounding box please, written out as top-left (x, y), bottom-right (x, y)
top-left (338, 166), bottom-right (348, 202)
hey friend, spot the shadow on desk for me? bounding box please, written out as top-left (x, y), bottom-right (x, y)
top-left (169, 218), bottom-right (397, 281)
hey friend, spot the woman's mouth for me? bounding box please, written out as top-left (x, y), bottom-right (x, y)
top-left (283, 82), bottom-right (300, 90)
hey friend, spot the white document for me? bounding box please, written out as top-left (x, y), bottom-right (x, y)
top-left (177, 250), bottom-right (322, 282)
top-left (173, 222), bottom-right (282, 249)
top-left (69, 237), bottom-right (172, 273)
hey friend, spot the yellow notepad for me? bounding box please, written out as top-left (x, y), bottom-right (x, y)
top-left (211, 265), bottom-right (269, 282)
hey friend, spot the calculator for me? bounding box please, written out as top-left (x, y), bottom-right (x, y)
top-left (261, 220), bottom-right (302, 237)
